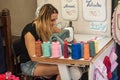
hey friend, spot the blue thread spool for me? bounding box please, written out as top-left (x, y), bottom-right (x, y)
top-left (71, 43), bottom-right (81, 60)
top-left (42, 41), bottom-right (51, 57)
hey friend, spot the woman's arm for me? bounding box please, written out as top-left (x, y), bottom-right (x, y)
top-left (24, 32), bottom-right (36, 59)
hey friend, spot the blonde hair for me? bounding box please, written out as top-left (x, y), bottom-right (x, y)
top-left (34, 4), bottom-right (58, 41)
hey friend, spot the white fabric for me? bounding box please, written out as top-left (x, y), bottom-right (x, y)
top-left (94, 69), bottom-right (107, 80)
top-left (64, 27), bottom-right (74, 42)
top-left (94, 60), bottom-right (107, 80)
top-left (109, 52), bottom-right (117, 64)
top-left (109, 47), bottom-right (118, 72)
top-left (69, 66), bottom-right (83, 80)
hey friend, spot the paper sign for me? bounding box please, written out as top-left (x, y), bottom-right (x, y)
top-left (90, 22), bottom-right (107, 32)
top-left (82, 0), bottom-right (107, 21)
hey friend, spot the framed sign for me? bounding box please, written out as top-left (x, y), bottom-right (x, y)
top-left (60, 0), bottom-right (78, 20)
top-left (82, 0), bottom-right (107, 21)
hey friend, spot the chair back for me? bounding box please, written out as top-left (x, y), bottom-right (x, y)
top-left (11, 39), bottom-right (22, 75)
top-left (12, 39), bottom-right (44, 80)
top-left (12, 39), bottom-right (22, 57)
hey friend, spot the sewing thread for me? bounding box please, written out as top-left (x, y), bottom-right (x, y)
top-left (42, 41), bottom-right (51, 57)
top-left (63, 40), bottom-right (69, 58)
top-left (51, 41), bottom-right (62, 58)
top-left (84, 43), bottom-right (90, 60)
top-left (71, 43), bottom-right (81, 60)
top-left (35, 40), bottom-right (42, 57)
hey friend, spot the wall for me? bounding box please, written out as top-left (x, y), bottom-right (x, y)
top-left (0, 0), bottom-right (37, 36)
top-left (0, 0), bottom-right (112, 37)
top-left (37, 0), bottom-right (112, 37)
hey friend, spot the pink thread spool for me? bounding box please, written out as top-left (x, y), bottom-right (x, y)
top-left (51, 41), bottom-right (62, 58)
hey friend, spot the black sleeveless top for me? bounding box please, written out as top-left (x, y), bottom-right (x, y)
top-left (20, 23), bottom-right (42, 63)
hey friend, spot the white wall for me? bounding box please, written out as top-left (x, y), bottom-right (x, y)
top-left (37, 0), bottom-right (112, 37)
top-left (0, 0), bottom-right (112, 36)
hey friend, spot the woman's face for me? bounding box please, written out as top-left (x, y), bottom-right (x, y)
top-left (50, 13), bottom-right (58, 27)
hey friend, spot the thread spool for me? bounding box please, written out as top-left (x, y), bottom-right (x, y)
top-left (63, 40), bottom-right (69, 58)
top-left (80, 42), bottom-right (84, 58)
top-left (94, 40), bottom-right (98, 54)
top-left (42, 41), bottom-right (51, 57)
top-left (51, 41), bottom-right (62, 58)
top-left (71, 43), bottom-right (81, 60)
top-left (84, 43), bottom-right (90, 60)
top-left (88, 41), bottom-right (95, 57)
top-left (35, 40), bottom-right (42, 57)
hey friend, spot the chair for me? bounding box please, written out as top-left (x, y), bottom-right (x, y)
top-left (11, 39), bottom-right (50, 80)
top-left (11, 39), bottom-right (37, 80)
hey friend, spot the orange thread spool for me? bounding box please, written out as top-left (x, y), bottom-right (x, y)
top-left (35, 40), bottom-right (42, 57)
top-left (84, 43), bottom-right (90, 60)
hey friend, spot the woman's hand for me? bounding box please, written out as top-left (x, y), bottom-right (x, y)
top-left (53, 26), bottom-right (61, 33)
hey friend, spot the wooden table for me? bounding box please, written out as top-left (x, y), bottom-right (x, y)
top-left (31, 56), bottom-right (90, 80)
top-left (31, 35), bottom-right (114, 80)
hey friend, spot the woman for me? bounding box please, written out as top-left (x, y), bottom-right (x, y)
top-left (20, 4), bottom-right (61, 80)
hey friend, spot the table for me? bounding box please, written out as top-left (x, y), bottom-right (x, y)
top-left (31, 35), bottom-right (114, 80)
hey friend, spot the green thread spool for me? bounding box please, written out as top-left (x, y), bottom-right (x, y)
top-left (42, 41), bottom-right (51, 57)
top-left (88, 41), bottom-right (95, 57)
